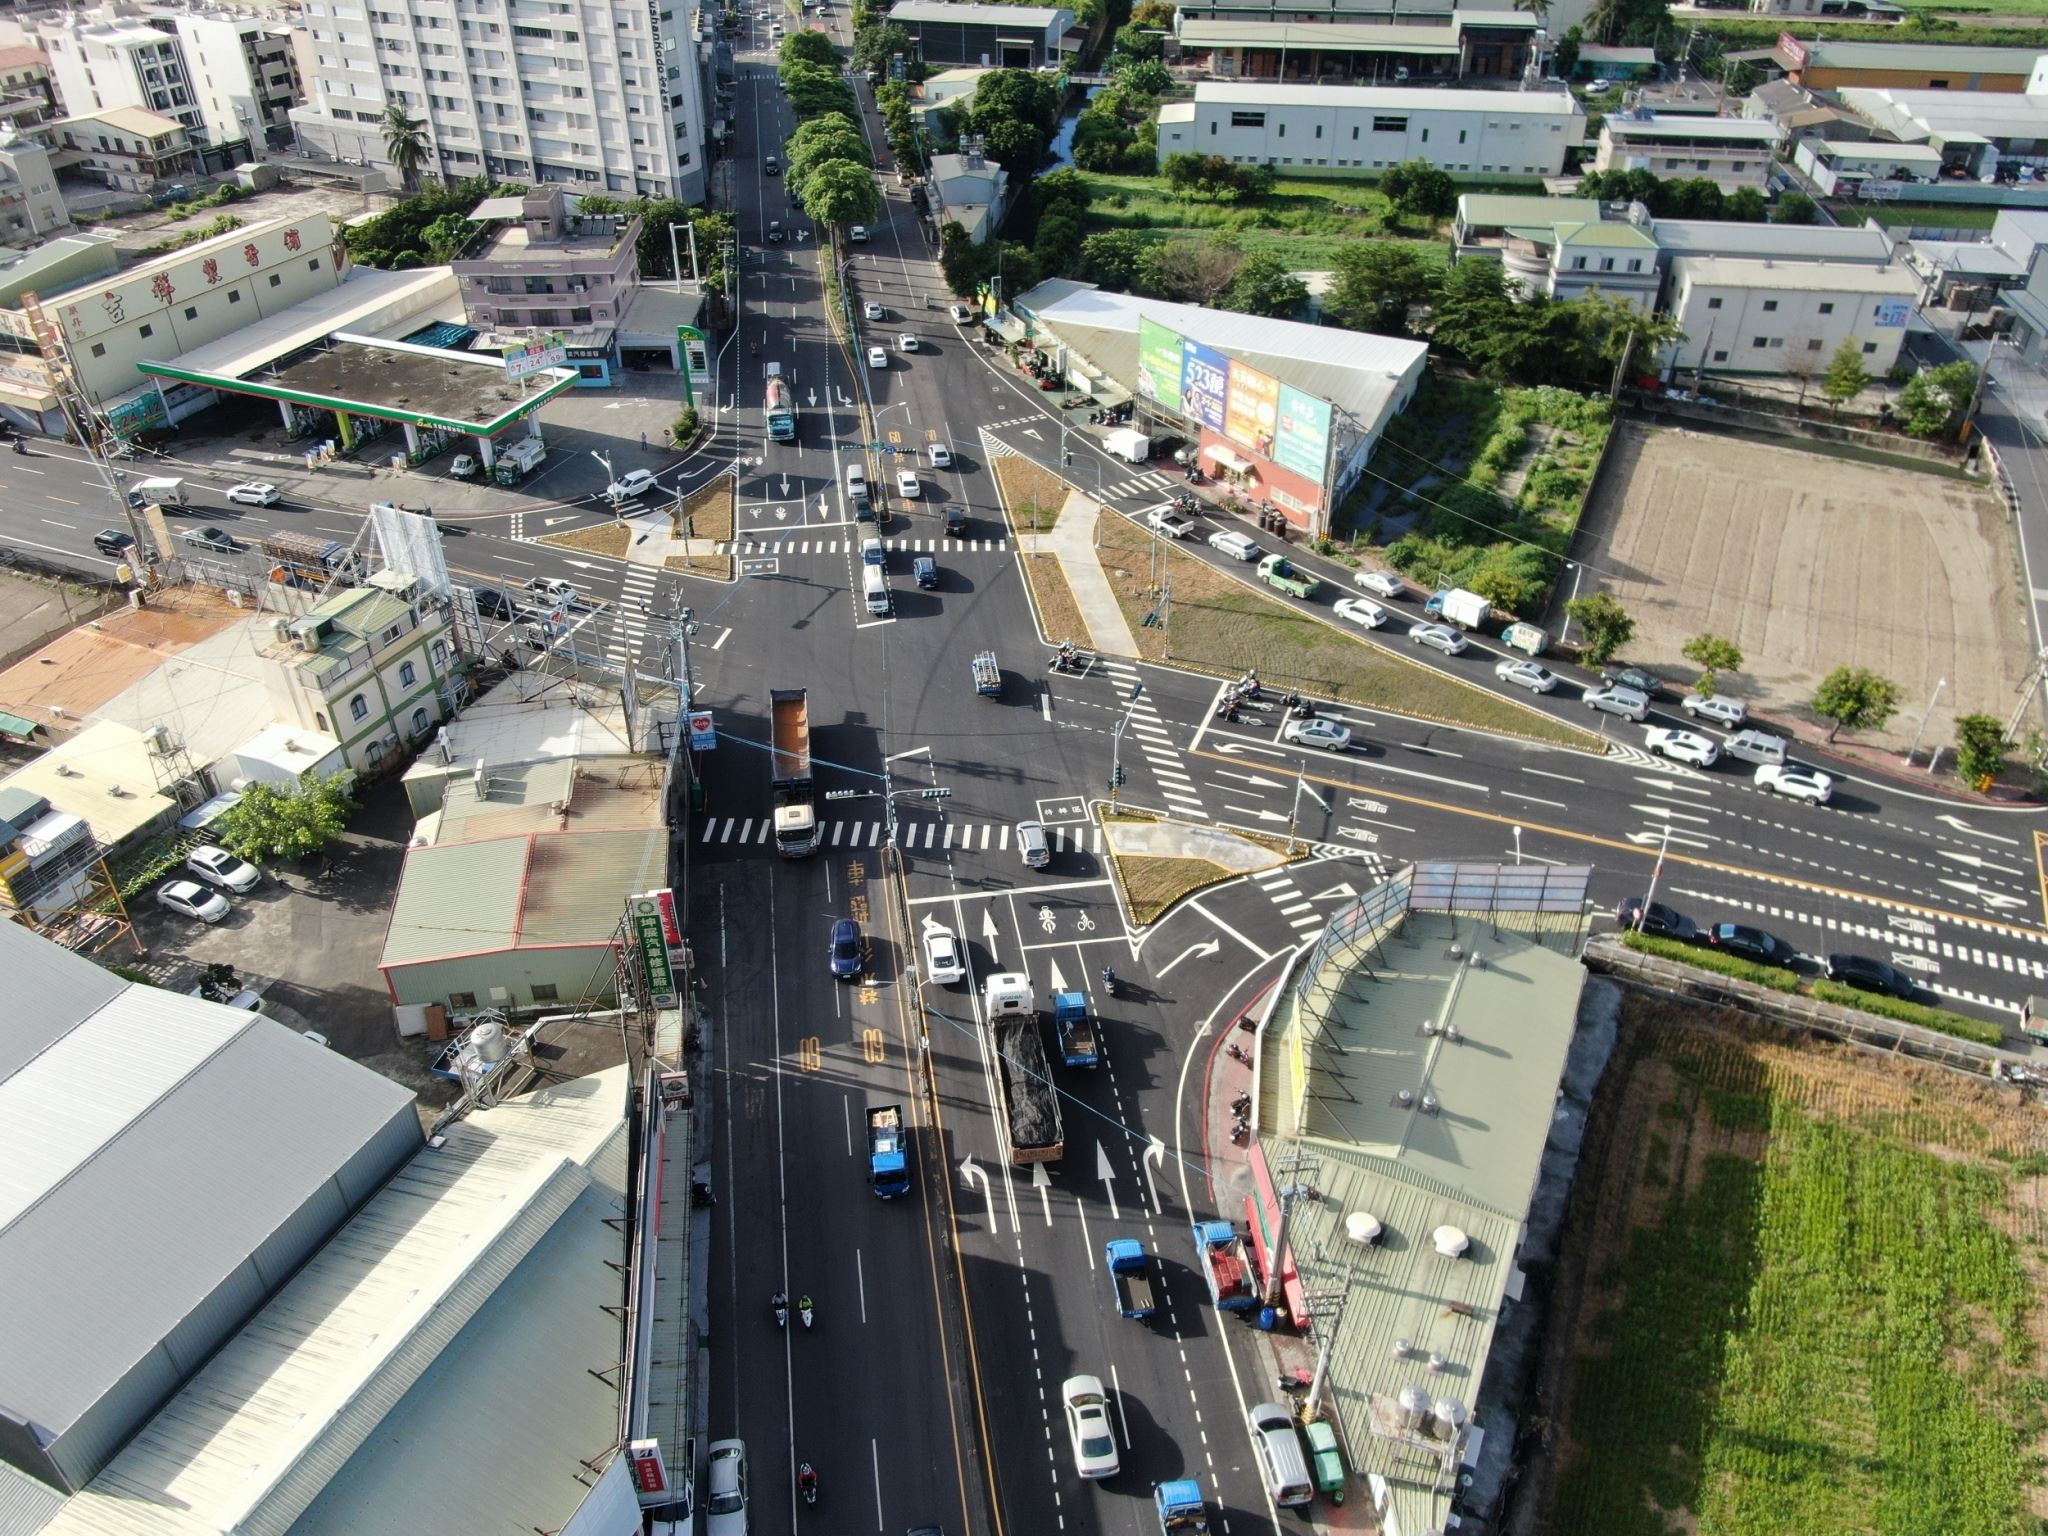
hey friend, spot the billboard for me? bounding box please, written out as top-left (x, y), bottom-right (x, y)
top-left (1136, 317), bottom-right (1183, 414)
top-left (1873, 300), bottom-right (1911, 328)
top-left (1224, 360), bottom-right (1281, 458)
top-left (1180, 337), bottom-right (1229, 432)
top-left (1274, 385), bottom-right (1333, 483)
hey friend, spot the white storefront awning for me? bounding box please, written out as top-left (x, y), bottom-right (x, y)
top-left (1204, 443), bottom-right (1253, 473)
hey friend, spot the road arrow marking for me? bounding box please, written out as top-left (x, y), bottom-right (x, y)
top-left (1215, 770), bottom-right (1286, 789)
top-left (1022, 428), bottom-right (1043, 441)
top-left (1032, 1162), bottom-right (1053, 1226)
top-left (981, 909), bottom-right (1002, 946)
top-left (1094, 1142), bottom-right (1121, 1222)
top-left (1158, 939), bottom-right (1221, 976)
top-left (1311, 882), bottom-right (1360, 900)
top-left (1226, 806), bottom-right (1291, 824)
top-left (1939, 878), bottom-right (2029, 911)
top-left (543, 514), bottom-right (579, 527)
top-left (1937, 814), bottom-right (2021, 846)
top-left (959, 1156), bottom-right (1006, 1233)
top-left (558, 558), bottom-right (601, 570)
top-left (807, 389), bottom-right (817, 407)
top-left (817, 493), bottom-right (830, 518)
top-left (1891, 952), bottom-right (1942, 975)
top-left (837, 391), bottom-right (853, 408)
top-left (1632, 774), bottom-right (1711, 796)
top-left (1626, 830), bottom-right (1715, 850)
top-left (1337, 827), bottom-right (1381, 844)
top-left (1939, 848), bottom-right (2026, 876)
top-left (1143, 1137), bottom-right (1165, 1219)
top-left (1048, 958), bottom-right (1069, 993)
top-left (1631, 803), bottom-right (1713, 825)
top-left (1216, 741), bottom-right (1287, 758)
top-left (779, 474), bottom-right (790, 497)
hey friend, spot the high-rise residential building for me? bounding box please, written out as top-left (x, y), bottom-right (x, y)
top-left (288, 0), bottom-right (710, 204)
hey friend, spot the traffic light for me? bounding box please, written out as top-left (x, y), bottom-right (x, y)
top-left (1063, 452), bottom-right (1073, 466)
top-left (1109, 765), bottom-right (1127, 789)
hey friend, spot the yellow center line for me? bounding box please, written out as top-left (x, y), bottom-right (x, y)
top-left (1196, 746), bottom-right (2048, 942)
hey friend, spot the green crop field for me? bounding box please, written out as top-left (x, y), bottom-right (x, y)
top-left (1543, 1005), bottom-right (2048, 1536)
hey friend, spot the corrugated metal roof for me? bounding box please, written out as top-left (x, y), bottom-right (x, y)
top-left (0, 1460), bottom-right (67, 1529)
top-left (1601, 112), bottom-right (1781, 140)
top-left (378, 836), bottom-right (528, 966)
top-left (1799, 37), bottom-right (2040, 71)
top-left (41, 1068), bottom-right (630, 1536)
top-left (0, 925), bottom-right (417, 1457)
top-left (1457, 193), bottom-right (1600, 228)
top-left (520, 828), bottom-right (667, 946)
top-left (0, 920), bottom-right (124, 1078)
top-left (889, 0), bottom-right (1068, 22)
top-left (311, 586), bottom-right (414, 640)
top-left (1192, 79), bottom-right (1583, 114)
top-left (1671, 255), bottom-right (1920, 294)
top-left (1650, 217), bottom-right (1895, 262)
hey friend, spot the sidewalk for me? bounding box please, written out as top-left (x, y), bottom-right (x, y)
top-left (1013, 490), bottom-right (1142, 658)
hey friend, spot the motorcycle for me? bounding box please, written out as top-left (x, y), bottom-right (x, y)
top-left (1230, 1120), bottom-right (1250, 1145)
top-left (799, 1295), bottom-right (814, 1329)
top-left (771, 1291), bottom-right (788, 1329)
top-left (9, 438), bottom-right (24, 455)
top-left (798, 1463), bottom-right (819, 1505)
top-left (1230, 1091), bottom-right (1252, 1114)
top-left (1173, 493), bottom-right (1198, 514)
top-left (1101, 966), bottom-right (1120, 998)
top-left (1228, 1043), bottom-right (1251, 1065)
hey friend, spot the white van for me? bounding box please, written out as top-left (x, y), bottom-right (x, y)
top-left (1724, 728), bottom-right (1789, 767)
top-left (1246, 1401), bottom-right (1314, 1507)
top-left (862, 562), bottom-right (891, 615)
top-left (1208, 529), bottom-right (1261, 561)
top-left (846, 462), bottom-right (867, 498)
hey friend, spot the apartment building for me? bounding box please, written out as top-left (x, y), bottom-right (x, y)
top-left (46, 106), bottom-right (195, 191)
top-left (452, 185), bottom-right (641, 383)
top-left (288, 0), bottom-right (711, 204)
top-left (162, 8), bottom-right (302, 152)
top-left (0, 133), bottom-right (70, 240)
top-left (1156, 80), bottom-right (1582, 179)
top-left (1592, 109), bottom-right (1782, 193)
top-left (41, 10), bottom-right (205, 141)
top-left (273, 577), bottom-right (455, 775)
top-left (0, 44), bottom-right (57, 115)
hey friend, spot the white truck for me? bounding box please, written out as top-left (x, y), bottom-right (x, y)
top-left (1426, 587), bottom-right (1492, 631)
top-left (1104, 427), bottom-right (1151, 464)
top-left (493, 436), bottom-right (547, 484)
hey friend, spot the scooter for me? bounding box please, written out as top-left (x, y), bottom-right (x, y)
top-left (1101, 966), bottom-right (1120, 998)
top-left (771, 1293), bottom-right (788, 1329)
top-left (1228, 1043), bottom-right (1251, 1065)
top-left (1230, 1120), bottom-right (1250, 1145)
top-left (799, 1296), bottom-right (814, 1329)
top-left (798, 1463), bottom-right (819, 1505)
top-left (1230, 1091), bottom-right (1252, 1114)
top-left (10, 438), bottom-right (25, 455)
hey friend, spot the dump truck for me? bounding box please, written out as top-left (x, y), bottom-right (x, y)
top-left (764, 362), bottom-right (798, 443)
top-left (1426, 587), bottom-right (1492, 631)
top-left (261, 529), bottom-right (353, 588)
top-left (982, 973), bottom-right (1064, 1165)
top-left (1154, 1479), bottom-right (1211, 1534)
top-left (1054, 990), bottom-right (1099, 1068)
top-left (1106, 1237), bottom-right (1156, 1319)
top-left (1192, 1218), bottom-right (1258, 1311)
top-left (769, 688), bottom-right (818, 858)
top-left (867, 1103), bottom-right (910, 1198)
top-left (1502, 621), bottom-right (1548, 656)
top-left (1258, 554), bottom-right (1322, 600)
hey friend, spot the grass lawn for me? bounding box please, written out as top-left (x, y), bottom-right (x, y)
top-left (1851, 202), bottom-right (2004, 230)
top-left (1023, 554), bottom-right (1091, 650)
top-left (1093, 514), bottom-right (1601, 748)
top-left (540, 520), bottom-right (632, 557)
top-left (1114, 851), bottom-right (1237, 926)
top-left (667, 475), bottom-right (735, 577)
top-left (993, 454), bottom-right (1069, 533)
top-left (1545, 1003), bottom-right (2048, 1536)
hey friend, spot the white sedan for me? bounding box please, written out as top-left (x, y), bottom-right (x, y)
top-left (1494, 658), bottom-right (1557, 693)
top-left (1645, 726), bottom-right (1720, 768)
top-left (948, 303), bottom-right (975, 322)
top-left (185, 844), bottom-right (261, 893)
top-left (1409, 623), bottom-right (1468, 656)
top-left (1062, 1375), bottom-right (1120, 1480)
top-left (1332, 596), bottom-right (1388, 630)
top-left (605, 468), bottom-right (659, 501)
top-left (225, 481), bottom-right (280, 506)
top-left (897, 333), bottom-right (919, 353)
top-left (921, 921), bottom-right (966, 984)
top-left (1282, 716), bottom-right (1352, 752)
top-left (1755, 763), bottom-right (1833, 804)
top-left (157, 878), bottom-right (231, 924)
top-left (863, 300), bottom-right (885, 321)
top-left (896, 470), bottom-right (921, 498)
top-left (867, 346), bottom-right (888, 370)
top-left (1354, 569), bottom-right (1405, 600)
top-left (927, 443), bottom-right (953, 468)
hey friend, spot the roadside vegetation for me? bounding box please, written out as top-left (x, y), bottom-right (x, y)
top-left (1543, 1000), bottom-right (2044, 1535)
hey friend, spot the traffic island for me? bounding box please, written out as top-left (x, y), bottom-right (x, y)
top-left (1091, 514), bottom-right (1604, 751)
top-left (1100, 809), bottom-right (1305, 928)
top-left (538, 520), bottom-right (634, 558)
top-left (663, 475), bottom-right (735, 578)
top-left (994, 453), bottom-right (1095, 649)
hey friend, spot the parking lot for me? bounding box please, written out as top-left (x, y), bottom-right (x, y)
top-left (1573, 424), bottom-right (2028, 752)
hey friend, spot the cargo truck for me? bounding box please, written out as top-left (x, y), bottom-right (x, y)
top-left (765, 362), bottom-right (798, 443)
top-left (1426, 587), bottom-right (1492, 631)
top-left (1106, 1237), bottom-right (1156, 1319)
top-left (1192, 1218), bottom-right (1258, 1310)
top-left (1502, 621), bottom-right (1548, 656)
top-left (769, 688), bottom-right (818, 858)
top-left (1154, 1479), bottom-right (1211, 1534)
top-left (982, 973), bottom-right (1065, 1165)
top-left (1054, 990), bottom-right (1099, 1068)
top-left (1257, 554), bottom-right (1322, 600)
top-left (867, 1103), bottom-right (910, 1198)
top-left (261, 529), bottom-right (354, 589)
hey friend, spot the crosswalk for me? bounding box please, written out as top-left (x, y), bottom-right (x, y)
top-left (609, 563), bottom-right (661, 665)
top-left (1098, 657), bottom-right (1208, 820)
top-left (1101, 470), bottom-right (1178, 502)
top-left (1251, 864), bottom-right (1329, 937)
top-left (713, 536), bottom-right (1009, 555)
top-left (700, 815), bottom-right (1105, 852)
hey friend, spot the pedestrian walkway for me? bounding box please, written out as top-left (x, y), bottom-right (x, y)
top-left (712, 536), bottom-right (1010, 555)
top-left (1100, 469), bottom-right (1177, 503)
top-left (1014, 489), bottom-right (1142, 659)
top-left (1096, 656), bottom-right (1211, 820)
top-left (1250, 864), bottom-right (1332, 937)
top-left (697, 814), bottom-right (1103, 853)
top-left (608, 564), bottom-right (661, 666)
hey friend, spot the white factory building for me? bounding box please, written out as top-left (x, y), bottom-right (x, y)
top-left (1663, 257), bottom-right (1921, 379)
top-left (1155, 81), bottom-right (1583, 179)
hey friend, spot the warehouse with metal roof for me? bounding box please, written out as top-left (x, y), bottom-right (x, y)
top-left (0, 920), bottom-right (420, 1499)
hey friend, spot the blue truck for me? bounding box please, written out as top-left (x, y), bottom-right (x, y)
top-left (1154, 1479), bottom-right (1210, 1533)
top-left (1106, 1237), bottom-right (1156, 1319)
top-left (1192, 1218), bottom-right (1258, 1311)
top-left (1056, 990), bottom-right (1100, 1068)
top-left (868, 1104), bottom-right (910, 1198)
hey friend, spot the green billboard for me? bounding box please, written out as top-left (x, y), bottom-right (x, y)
top-left (1274, 385), bottom-right (1333, 484)
top-left (1136, 317), bottom-right (1183, 415)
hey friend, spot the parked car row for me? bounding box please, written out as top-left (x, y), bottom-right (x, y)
top-left (154, 845), bottom-right (265, 925)
top-left (1617, 896), bottom-right (1917, 997)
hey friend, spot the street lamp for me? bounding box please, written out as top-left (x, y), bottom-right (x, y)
top-left (1288, 772), bottom-right (1332, 855)
top-left (1908, 676), bottom-right (1948, 771)
top-left (1109, 681), bottom-right (1144, 806)
top-left (823, 784), bottom-right (953, 847)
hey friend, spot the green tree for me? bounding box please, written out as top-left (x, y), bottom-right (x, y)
top-left (1144, 236), bottom-right (1243, 305)
top-left (1571, 289), bottom-right (1684, 378)
top-left (968, 69), bottom-right (1059, 174)
top-left (1723, 186), bottom-right (1768, 222)
top-left (779, 28), bottom-right (839, 69)
top-left (1954, 713), bottom-right (2010, 788)
top-left (981, 118), bottom-right (1048, 176)
top-left (1379, 158), bottom-right (1457, 223)
top-left (1821, 341), bottom-right (1869, 415)
top-left (1115, 57), bottom-right (1172, 94)
top-left (801, 158), bottom-right (881, 226)
top-left (1111, 19), bottom-right (1164, 58)
top-left (1080, 230), bottom-right (1146, 290)
top-left (1775, 191), bottom-right (1818, 225)
top-left (1035, 168), bottom-right (1093, 217)
top-left (421, 210), bottom-right (472, 262)
top-left (1898, 360), bottom-right (1977, 437)
top-left (382, 104), bottom-right (429, 194)
top-left (1566, 591), bottom-right (1635, 664)
top-left (787, 115), bottom-right (870, 179)
top-left (1554, 24), bottom-right (1582, 78)
top-left (1033, 211), bottom-right (1086, 276)
top-left (1327, 242), bottom-right (1437, 335)
top-left (1681, 632), bottom-right (1743, 696)
top-left (1810, 665), bottom-right (1901, 743)
top-left (784, 65), bottom-right (858, 119)
top-left (852, 20), bottom-right (911, 74)
top-left (217, 775), bottom-right (356, 864)
top-left (1225, 251), bottom-right (1309, 318)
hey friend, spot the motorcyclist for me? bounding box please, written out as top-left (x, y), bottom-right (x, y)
top-left (771, 1290), bottom-right (788, 1323)
top-left (798, 1463), bottom-right (818, 1501)
top-left (1101, 965), bottom-right (1118, 992)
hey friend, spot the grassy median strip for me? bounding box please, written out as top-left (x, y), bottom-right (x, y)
top-left (1025, 554), bottom-right (1092, 652)
top-left (667, 476), bottom-right (735, 578)
top-left (1621, 931), bottom-right (2004, 1047)
top-left (539, 520), bottom-right (632, 557)
top-left (1094, 516), bottom-right (1600, 749)
top-left (993, 455), bottom-right (1068, 533)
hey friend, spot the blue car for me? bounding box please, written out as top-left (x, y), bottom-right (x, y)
top-left (829, 917), bottom-right (864, 980)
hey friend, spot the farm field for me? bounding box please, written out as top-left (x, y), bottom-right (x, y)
top-left (1531, 998), bottom-right (2048, 1536)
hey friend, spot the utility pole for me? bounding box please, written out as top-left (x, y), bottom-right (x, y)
top-left (1110, 681), bottom-right (1143, 805)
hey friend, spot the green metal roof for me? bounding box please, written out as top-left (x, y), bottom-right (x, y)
top-left (314, 586), bottom-right (417, 638)
top-left (1555, 220), bottom-right (1658, 249)
top-left (0, 710), bottom-right (38, 741)
top-left (380, 837), bottom-right (530, 966)
top-left (1457, 194), bottom-right (1600, 229)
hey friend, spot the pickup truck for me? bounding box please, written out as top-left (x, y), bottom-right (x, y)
top-left (1106, 1237), bottom-right (1156, 1319)
top-left (868, 1103), bottom-right (910, 1198)
top-left (1154, 1479), bottom-right (1210, 1534)
top-left (972, 651), bottom-right (1001, 697)
top-left (1192, 1218), bottom-right (1258, 1311)
top-left (1146, 506), bottom-right (1195, 539)
top-left (1054, 990), bottom-right (1099, 1067)
top-left (1258, 554), bottom-right (1322, 600)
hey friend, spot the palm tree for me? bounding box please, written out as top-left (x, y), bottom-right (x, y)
top-left (1513, 0), bottom-right (1551, 25)
top-left (382, 103), bottom-right (428, 194)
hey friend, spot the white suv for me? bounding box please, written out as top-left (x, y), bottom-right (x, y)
top-left (706, 1440), bottom-right (748, 1536)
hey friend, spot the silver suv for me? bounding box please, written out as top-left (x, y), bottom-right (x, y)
top-left (1017, 820), bottom-right (1051, 870)
top-left (1582, 684), bottom-right (1649, 723)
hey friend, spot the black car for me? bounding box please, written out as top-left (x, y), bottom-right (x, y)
top-left (943, 505), bottom-right (966, 536)
top-left (1603, 665), bottom-right (1666, 698)
top-left (1617, 897), bottom-right (1697, 942)
top-left (471, 585), bottom-right (517, 621)
top-left (1825, 952), bottom-right (1916, 999)
top-left (852, 490), bottom-right (875, 522)
top-left (913, 555), bottom-right (938, 589)
top-left (1707, 922), bottom-right (1800, 968)
top-left (93, 528), bottom-right (137, 558)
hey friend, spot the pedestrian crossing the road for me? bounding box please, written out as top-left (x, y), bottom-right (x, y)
top-left (714, 536), bottom-right (1009, 555)
top-left (1099, 658), bottom-right (1209, 821)
top-left (607, 564), bottom-right (661, 666)
top-left (699, 815), bottom-right (1106, 853)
